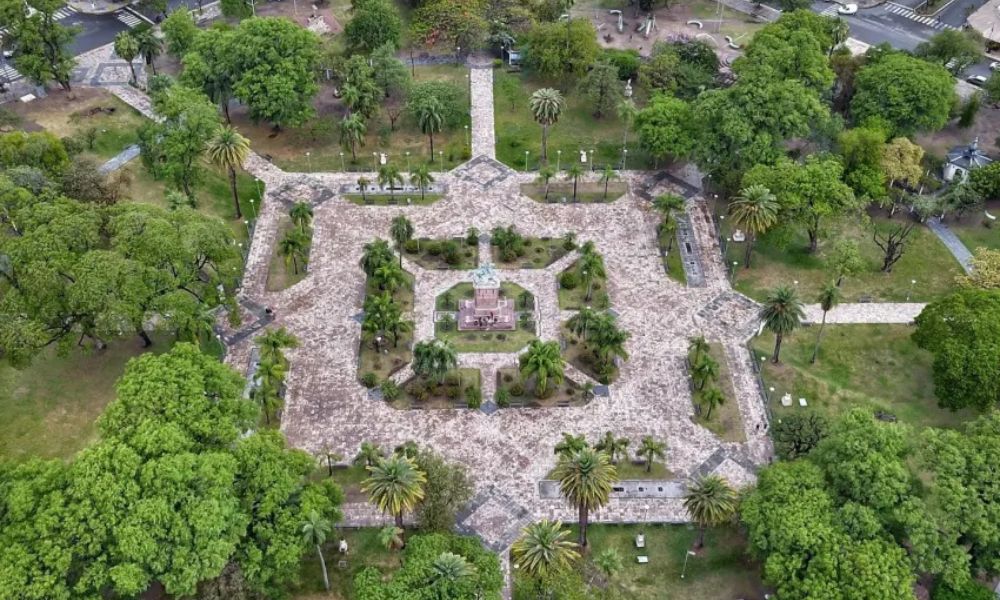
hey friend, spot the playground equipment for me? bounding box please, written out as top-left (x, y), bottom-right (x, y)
top-left (634, 13), bottom-right (656, 38)
top-left (610, 9), bottom-right (624, 33)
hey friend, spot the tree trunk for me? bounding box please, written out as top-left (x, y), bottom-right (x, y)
top-left (360, 185), bottom-right (366, 202)
top-left (316, 545), bottom-right (330, 591)
top-left (228, 167), bottom-right (242, 219)
top-left (395, 510), bottom-right (404, 530)
top-left (706, 402), bottom-right (714, 419)
top-left (586, 278), bottom-right (593, 302)
top-left (292, 256), bottom-right (299, 275)
top-left (743, 237), bottom-right (755, 269)
top-left (696, 525), bottom-right (706, 549)
top-left (128, 61), bottom-right (137, 85)
top-left (578, 503), bottom-right (589, 549)
top-left (428, 131), bottom-right (435, 157)
top-left (810, 312), bottom-right (827, 364)
top-left (573, 176), bottom-right (578, 200)
top-left (604, 178), bottom-right (609, 199)
top-left (420, 185), bottom-right (425, 201)
top-left (326, 455), bottom-right (334, 476)
top-left (836, 275), bottom-right (844, 287)
top-left (137, 328), bottom-right (153, 347)
top-left (771, 333), bottom-right (783, 364)
top-left (222, 98), bottom-right (231, 124)
top-left (541, 125), bottom-right (548, 162)
top-left (807, 226), bottom-right (818, 253)
top-left (544, 179), bottom-right (550, 200)
top-left (351, 141), bottom-right (357, 162)
top-left (645, 454), bottom-right (652, 472)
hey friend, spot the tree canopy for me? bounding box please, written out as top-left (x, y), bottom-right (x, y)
top-left (851, 51), bottom-right (954, 136)
top-left (523, 19), bottom-right (600, 77)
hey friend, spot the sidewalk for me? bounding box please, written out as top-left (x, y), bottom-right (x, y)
top-left (67, 0), bottom-right (130, 15)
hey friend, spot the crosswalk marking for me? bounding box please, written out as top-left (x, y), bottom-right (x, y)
top-left (0, 63), bottom-right (22, 83)
top-left (884, 3), bottom-right (957, 30)
top-left (115, 10), bottom-right (143, 27)
top-left (819, 5), bottom-right (838, 16)
top-left (53, 6), bottom-right (77, 20)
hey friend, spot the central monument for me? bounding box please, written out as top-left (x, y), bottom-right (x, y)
top-left (458, 263), bottom-right (516, 331)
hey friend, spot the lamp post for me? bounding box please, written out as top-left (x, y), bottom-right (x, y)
top-left (590, 147), bottom-right (595, 171)
top-left (730, 260), bottom-right (738, 281)
top-left (372, 152), bottom-right (378, 171)
top-left (908, 279), bottom-right (916, 301)
top-left (438, 150), bottom-right (443, 166)
top-left (339, 151), bottom-right (345, 172)
top-left (556, 149), bottom-right (561, 171)
top-left (305, 151), bottom-right (311, 171)
top-left (248, 197), bottom-right (256, 218)
top-left (243, 219), bottom-right (251, 238)
top-left (680, 550), bottom-right (697, 579)
top-left (405, 151), bottom-right (411, 172)
top-left (621, 147), bottom-right (628, 170)
top-left (464, 125), bottom-right (469, 149)
top-left (524, 150), bottom-right (530, 171)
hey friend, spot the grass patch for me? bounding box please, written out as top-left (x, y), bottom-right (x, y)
top-left (328, 464), bottom-right (370, 503)
top-left (496, 367), bottom-right (586, 408)
top-left (724, 213), bottom-right (963, 302)
top-left (689, 344), bottom-right (745, 443)
top-left (288, 527), bottom-right (396, 600)
top-left (435, 322), bottom-right (537, 353)
top-left (494, 70), bottom-right (650, 171)
top-left (0, 334), bottom-right (175, 461)
top-left (266, 218), bottom-right (311, 292)
top-left (557, 259), bottom-right (610, 310)
top-left (660, 229), bottom-right (687, 284)
top-left (234, 64), bottom-right (470, 173)
top-left (751, 324), bottom-right (974, 430)
top-left (561, 323), bottom-right (620, 384)
top-left (520, 523), bottom-right (765, 600)
top-left (395, 368), bottom-right (482, 409)
top-left (345, 193), bottom-right (443, 206)
top-left (405, 237), bottom-right (478, 270)
top-left (366, 270), bottom-right (415, 313)
top-left (947, 204), bottom-right (1000, 252)
top-left (520, 181), bottom-right (627, 204)
top-left (492, 236), bottom-right (571, 269)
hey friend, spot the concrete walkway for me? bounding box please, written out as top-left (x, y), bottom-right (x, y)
top-left (469, 68), bottom-right (496, 159)
top-left (928, 217), bottom-right (974, 273)
top-left (99, 144), bottom-right (140, 174)
top-left (802, 302), bottom-right (926, 324)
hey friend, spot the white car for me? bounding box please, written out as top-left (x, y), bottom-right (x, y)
top-left (967, 75), bottom-right (988, 87)
top-left (990, 61), bottom-right (1000, 72)
top-left (837, 3), bottom-right (859, 14)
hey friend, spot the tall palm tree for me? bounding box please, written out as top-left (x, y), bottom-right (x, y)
top-left (302, 510), bottom-right (332, 591)
top-left (617, 98), bottom-right (638, 149)
top-left (554, 432), bottom-right (588, 457)
top-left (729, 185), bottom-right (779, 269)
top-left (354, 441), bottom-right (385, 468)
top-left (256, 327), bottom-right (299, 367)
top-left (409, 165), bottom-right (434, 202)
top-left (414, 97), bottom-right (444, 157)
top-left (390, 214), bottom-right (414, 267)
top-left (113, 31), bottom-right (140, 84)
top-left (290, 201), bottom-right (313, 232)
top-left (133, 26), bottom-right (162, 76)
top-left (760, 285), bottom-right (805, 364)
top-left (654, 194), bottom-right (684, 253)
top-left (536, 165), bottom-right (556, 201)
top-left (594, 431), bottom-right (630, 464)
top-left (565, 163), bottom-right (583, 201)
top-left (594, 547), bottom-right (624, 583)
top-left (373, 262), bottom-right (405, 293)
top-left (362, 454), bottom-right (427, 531)
top-left (699, 386), bottom-right (726, 420)
top-left (206, 125), bottom-right (251, 220)
top-left (683, 475), bottom-right (737, 549)
top-left (811, 282), bottom-right (840, 364)
top-left (377, 164), bottom-right (403, 200)
top-left (589, 316), bottom-right (629, 377)
top-left (511, 520), bottom-right (580, 578)
top-left (578, 248), bottom-right (605, 302)
top-left (692, 355), bottom-right (719, 390)
top-left (413, 339), bottom-right (458, 383)
top-left (568, 307), bottom-right (600, 339)
top-left (688, 336), bottom-right (710, 367)
top-left (360, 238), bottom-right (394, 276)
top-left (253, 377), bottom-right (282, 425)
top-left (429, 552), bottom-right (475, 596)
top-left (553, 447), bottom-right (617, 549)
top-left (519, 340), bottom-right (565, 398)
top-left (529, 88), bottom-right (565, 162)
top-left (357, 176), bottom-right (370, 203)
top-left (637, 436), bottom-right (666, 473)
top-left (279, 229), bottom-right (309, 274)
top-left (341, 114), bottom-right (367, 161)
top-left (599, 165), bottom-right (619, 200)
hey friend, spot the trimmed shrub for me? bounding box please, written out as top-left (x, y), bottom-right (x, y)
top-left (560, 271), bottom-right (580, 289)
top-left (361, 372), bottom-right (378, 388)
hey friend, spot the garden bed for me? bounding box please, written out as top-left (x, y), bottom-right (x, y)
top-left (266, 217), bottom-right (312, 291)
top-left (405, 237), bottom-right (478, 270)
top-left (435, 322), bottom-right (537, 353)
top-left (557, 259), bottom-right (610, 310)
top-left (492, 236), bottom-right (572, 269)
top-left (344, 192), bottom-right (443, 206)
top-left (358, 328), bottom-right (413, 386)
top-left (688, 343), bottom-right (745, 443)
top-left (561, 324), bottom-right (620, 384)
top-left (520, 181), bottom-right (628, 204)
top-left (660, 229), bottom-right (687, 284)
top-left (496, 368), bottom-right (586, 408)
top-left (393, 368), bottom-right (482, 409)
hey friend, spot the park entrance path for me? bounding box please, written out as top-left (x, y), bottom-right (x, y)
top-left (802, 302), bottom-right (926, 324)
top-left (469, 67), bottom-right (496, 159)
top-left (928, 218), bottom-right (974, 273)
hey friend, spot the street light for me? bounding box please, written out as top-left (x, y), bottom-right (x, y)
top-left (305, 151), bottom-right (311, 171)
top-left (372, 152), bottom-right (378, 171)
top-left (730, 260), bottom-right (738, 280)
top-left (243, 220), bottom-right (251, 238)
top-left (556, 149), bottom-right (561, 171)
top-left (248, 197), bottom-right (256, 218)
top-left (524, 150), bottom-right (530, 171)
top-left (339, 151), bottom-right (345, 172)
top-left (405, 151), bottom-right (411, 172)
top-left (464, 125), bottom-right (469, 149)
top-left (908, 279), bottom-right (916, 301)
top-left (680, 550), bottom-right (697, 578)
top-left (590, 147), bottom-right (595, 171)
top-left (621, 147), bottom-right (628, 170)
top-left (438, 150), bottom-right (443, 165)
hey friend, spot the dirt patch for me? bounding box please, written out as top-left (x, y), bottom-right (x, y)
top-left (248, 0), bottom-right (343, 35)
top-left (6, 87), bottom-right (116, 133)
top-left (915, 106), bottom-right (1000, 161)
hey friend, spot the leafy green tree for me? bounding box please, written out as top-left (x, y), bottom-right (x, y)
top-left (985, 71), bottom-right (1000, 104)
top-left (345, 0), bottom-right (402, 53)
top-left (564, 163), bottom-right (583, 201)
top-left (811, 282), bottom-right (840, 363)
top-left (852, 52), bottom-right (954, 135)
top-left (0, 130), bottom-right (69, 174)
top-left (759, 285), bottom-right (804, 363)
top-left (554, 433), bottom-right (588, 457)
top-left (256, 326), bottom-right (299, 367)
top-left (362, 293), bottom-right (408, 349)
top-left (379, 525), bottom-right (405, 552)
top-left (594, 547), bottom-right (623, 581)
top-left (838, 125), bottom-right (889, 201)
top-left (377, 164), bottom-right (404, 200)
top-left (598, 165), bottom-right (619, 201)
top-left (733, 22), bottom-right (834, 94)
top-left (362, 454), bottom-right (427, 531)
top-left (354, 441), bottom-right (385, 468)
top-left (407, 80), bottom-right (467, 128)
top-left (113, 31), bottom-right (140, 84)
top-left (529, 88), bottom-right (564, 163)
top-left (133, 25), bottom-right (162, 76)
top-left (688, 335), bottom-right (709, 366)
top-left (279, 229), bottom-right (309, 274)
top-left (411, 0), bottom-right (489, 51)
top-left (151, 85), bottom-right (219, 198)
top-left (552, 447), bottom-right (617, 548)
top-left (161, 9), bottom-right (200, 57)
top-left (340, 114), bottom-right (366, 161)
top-left (881, 137), bottom-right (924, 192)
top-left (302, 510), bottom-right (332, 591)
top-left (637, 436), bottom-right (665, 473)
top-left (413, 449), bottom-right (473, 533)
top-left (429, 551), bottom-right (476, 596)
top-left (698, 386), bottom-right (726, 419)
top-left (360, 238), bottom-right (395, 276)
top-left (578, 60), bottom-right (622, 118)
top-left (634, 94), bottom-right (694, 164)
top-left (413, 339), bottom-right (458, 383)
top-left (772, 413), bottom-right (828, 460)
top-left (826, 239), bottom-right (867, 287)
top-left (390, 214), bottom-right (414, 265)
top-left (523, 18), bottom-right (599, 77)
top-left (290, 201), bottom-right (313, 232)
top-left (536, 165), bottom-right (556, 201)
top-left (594, 431), bottom-right (629, 464)
top-left (916, 29), bottom-right (983, 72)
top-left (220, 0), bottom-right (252, 18)
top-left (684, 475), bottom-right (737, 548)
top-left (180, 27), bottom-right (237, 122)
top-left (1, 0), bottom-right (77, 91)
top-left (206, 126), bottom-right (251, 219)
top-left (692, 354), bottom-right (719, 390)
top-left (729, 184), bottom-right (779, 268)
top-left (519, 340), bottom-right (565, 397)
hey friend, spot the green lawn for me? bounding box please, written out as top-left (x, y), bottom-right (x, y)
top-left (660, 229), bottom-right (687, 284)
top-left (492, 236), bottom-right (572, 269)
top-left (520, 524), bottom-right (766, 600)
top-left (520, 181), bottom-right (628, 204)
top-left (436, 322), bottom-right (537, 353)
top-left (344, 193), bottom-right (443, 206)
top-left (690, 344), bottom-right (745, 443)
top-left (724, 214), bottom-right (963, 302)
top-left (494, 70), bottom-right (650, 171)
top-left (947, 204), bottom-right (1000, 252)
top-left (0, 334), bottom-right (175, 461)
top-left (235, 64), bottom-right (470, 173)
top-left (288, 526), bottom-right (396, 600)
top-left (267, 218), bottom-right (311, 291)
top-left (751, 324), bottom-right (974, 430)
top-left (558, 259), bottom-right (611, 310)
top-left (405, 237), bottom-right (478, 270)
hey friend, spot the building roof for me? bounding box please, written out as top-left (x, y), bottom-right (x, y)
top-left (471, 263), bottom-right (501, 288)
top-left (947, 138), bottom-right (994, 170)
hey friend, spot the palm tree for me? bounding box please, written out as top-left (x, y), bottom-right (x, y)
top-left (253, 378), bottom-right (282, 425)
top-left (206, 125), bottom-right (251, 219)
top-left (594, 431), bottom-right (630, 464)
top-left (589, 316), bottom-right (629, 377)
top-left (429, 552), bottom-right (476, 596)
top-left (511, 520), bottom-right (580, 579)
top-left (683, 475), bottom-right (737, 549)
top-left (378, 524), bottom-right (404, 551)
top-left (578, 248), bottom-right (605, 302)
top-left (759, 285), bottom-right (805, 364)
top-left (360, 238), bottom-right (394, 276)
top-left (553, 447), bottom-right (617, 549)
top-left (529, 88), bottom-right (565, 162)
top-left (536, 165), bottom-right (556, 201)
top-left (554, 432), bottom-right (588, 457)
top-left (302, 510), bottom-right (332, 591)
top-left (568, 308), bottom-right (600, 340)
top-left (390, 214), bottom-right (414, 266)
top-left (393, 440), bottom-right (419, 459)
top-left (565, 163), bottom-right (583, 201)
top-left (256, 327), bottom-right (299, 367)
top-left (373, 262), bottom-right (405, 292)
top-left (599, 165), bottom-right (619, 200)
top-left (594, 547), bottom-right (624, 583)
top-left (341, 114), bottom-right (367, 161)
top-left (377, 164), bottom-right (404, 200)
top-left (412, 339), bottom-right (458, 383)
top-left (290, 201), bottom-right (313, 232)
top-left (362, 454), bottom-right (427, 531)
top-left (688, 336), bottom-right (710, 367)
top-left (113, 31), bottom-right (140, 84)
top-left (357, 176), bottom-right (370, 202)
top-left (353, 441), bottom-right (385, 468)
top-left (692, 355), bottom-right (719, 390)
top-left (414, 97), bottom-right (444, 157)
top-left (134, 26), bottom-right (162, 76)
top-left (699, 386), bottom-right (726, 420)
top-left (279, 229), bottom-right (309, 274)
top-left (617, 98), bottom-right (638, 149)
top-left (654, 194), bottom-right (684, 253)
top-left (637, 436), bottom-right (666, 473)
top-left (729, 185), bottom-right (779, 269)
top-left (409, 165), bottom-right (434, 202)
top-left (519, 340), bottom-right (565, 398)
top-left (811, 282), bottom-right (840, 364)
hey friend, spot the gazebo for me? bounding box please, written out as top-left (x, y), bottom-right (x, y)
top-left (944, 138), bottom-right (993, 182)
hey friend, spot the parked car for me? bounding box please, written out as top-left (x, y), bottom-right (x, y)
top-left (837, 3), bottom-right (859, 14)
top-left (967, 75), bottom-right (988, 86)
top-left (990, 61), bottom-right (1000, 72)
